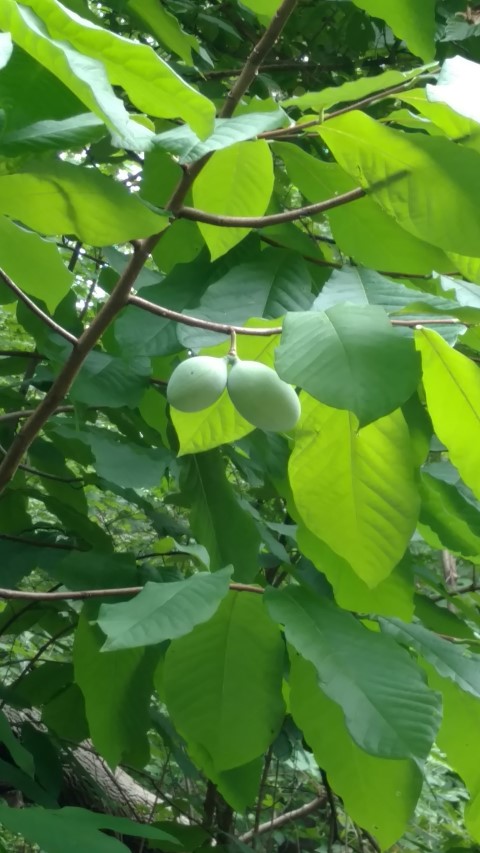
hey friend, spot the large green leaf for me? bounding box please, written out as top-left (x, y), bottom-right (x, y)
top-left (0, 160), bottom-right (166, 245)
top-left (381, 619), bottom-right (480, 699)
top-left (266, 586), bottom-right (441, 760)
top-left (419, 471), bottom-right (480, 561)
top-left (163, 591), bottom-right (285, 771)
top-left (276, 305), bottom-right (421, 426)
top-left (4, 0), bottom-right (215, 139)
top-left (74, 613), bottom-right (158, 767)
top-left (275, 142), bottom-right (451, 275)
top-left (284, 65), bottom-right (432, 112)
top-left (289, 652), bottom-right (422, 849)
top-left (0, 113), bottom-right (106, 155)
top-left (0, 805), bottom-right (180, 853)
top-left (320, 111), bottom-right (480, 258)
top-left (415, 328), bottom-right (480, 500)
top-left (191, 140), bottom-right (274, 259)
top-left (297, 524), bottom-right (414, 619)
top-left (180, 452), bottom-right (260, 583)
top-left (350, 0), bottom-right (436, 61)
top-left (177, 249), bottom-right (313, 350)
top-left (97, 567), bottom-right (232, 651)
top-left (289, 394), bottom-right (419, 586)
top-left (125, 0), bottom-right (199, 64)
top-left (0, 216), bottom-right (72, 312)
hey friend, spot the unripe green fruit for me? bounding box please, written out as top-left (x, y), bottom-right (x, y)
top-left (227, 359), bottom-right (300, 432)
top-left (167, 356), bottom-right (228, 413)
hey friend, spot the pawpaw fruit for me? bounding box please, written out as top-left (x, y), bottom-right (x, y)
top-left (227, 358), bottom-right (300, 432)
top-left (167, 355), bottom-right (228, 413)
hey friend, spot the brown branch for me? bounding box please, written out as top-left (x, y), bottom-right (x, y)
top-left (128, 295), bottom-right (283, 336)
top-left (0, 582), bottom-right (264, 601)
top-left (202, 60), bottom-right (343, 80)
top-left (0, 268), bottom-right (78, 345)
top-left (325, 78), bottom-right (430, 120)
top-left (220, 0), bottom-right (299, 119)
top-left (178, 187), bottom-right (365, 228)
top-left (0, 350), bottom-right (39, 359)
top-left (239, 795), bottom-right (326, 843)
top-left (0, 239), bottom-right (159, 494)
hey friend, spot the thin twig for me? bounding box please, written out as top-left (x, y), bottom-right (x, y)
top-left (0, 268), bottom-right (78, 345)
top-left (178, 187), bottom-right (365, 227)
top-left (252, 747), bottom-right (274, 849)
top-left (0, 582), bottom-right (264, 601)
top-left (239, 795), bottom-right (325, 843)
top-left (220, 0), bottom-right (300, 119)
top-left (0, 350), bottom-right (39, 359)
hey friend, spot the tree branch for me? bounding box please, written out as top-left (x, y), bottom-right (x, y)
top-left (239, 795), bottom-right (326, 843)
top-left (220, 0), bottom-right (299, 119)
top-left (0, 238), bottom-right (159, 494)
top-left (178, 187), bottom-right (365, 228)
top-left (0, 582), bottom-right (264, 601)
top-left (0, 268), bottom-right (78, 345)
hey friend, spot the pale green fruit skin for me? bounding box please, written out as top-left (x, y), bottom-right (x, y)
top-left (167, 356), bottom-right (228, 413)
top-left (227, 359), bottom-right (300, 432)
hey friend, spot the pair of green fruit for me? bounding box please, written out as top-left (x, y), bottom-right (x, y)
top-left (167, 355), bottom-right (300, 433)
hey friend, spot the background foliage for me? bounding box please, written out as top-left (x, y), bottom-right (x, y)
top-left (2, 0), bottom-right (480, 851)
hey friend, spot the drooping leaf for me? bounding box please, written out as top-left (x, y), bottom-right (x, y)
top-left (320, 111), bottom-right (480, 257)
top-left (125, 0), bottom-right (199, 64)
top-left (192, 140), bottom-right (274, 259)
top-left (0, 113), bottom-right (106, 155)
top-left (74, 613), bottom-right (158, 767)
top-left (97, 567), bottom-right (232, 651)
top-left (289, 652), bottom-right (422, 850)
top-left (0, 711), bottom-right (34, 776)
top-left (266, 586), bottom-right (442, 760)
top-left (164, 592), bottom-right (285, 771)
top-left (289, 394), bottom-right (419, 586)
top-left (419, 471), bottom-right (480, 561)
top-left (179, 452), bottom-right (260, 583)
top-left (350, 0), bottom-right (436, 61)
top-left (276, 305), bottom-right (421, 426)
top-left (2, 0), bottom-right (215, 139)
top-left (415, 328), bottom-right (480, 501)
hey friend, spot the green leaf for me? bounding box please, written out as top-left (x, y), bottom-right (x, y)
top-left (297, 524), bottom-right (414, 620)
top-left (49, 423), bottom-right (169, 489)
top-left (126, 0), bottom-right (199, 64)
top-left (319, 111), bottom-right (480, 258)
top-left (415, 328), bottom-right (480, 500)
top-left (0, 113), bottom-right (106, 155)
top-left (0, 805), bottom-right (180, 853)
top-left (153, 110), bottom-right (290, 165)
top-left (0, 160), bottom-right (167, 245)
top-left (350, 0), bottom-right (436, 61)
top-left (419, 471), bottom-right (480, 561)
top-left (97, 567), bottom-right (232, 651)
top-left (192, 140), bottom-right (274, 260)
top-left (314, 266), bottom-right (458, 316)
top-left (69, 352), bottom-right (151, 407)
top-left (74, 613), bottom-right (158, 767)
top-left (237, 0), bottom-right (281, 17)
top-left (180, 452), bottom-right (260, 583)
top-left (4, 0), bottom-right (215, 139)
top-left (0, 32), bottom-right (13, 68)
top-left (164, 591), bottom-right (285, 771)
top-left (177, 249), bottom-right (313, 350)
top-left (0, 216), bottom-right (72, 312)
top-left (284, 65), bottom-right (432, 112)
top-left (427, 56), bottom-right (480, 127)
top-left (289, 652), bottom-right (422, 850)
top-left (0, 711), bottom-right (34, 776)
top-left (266, 586), bottom-right (441, 760)
top-left (276, 306), bottom-right (421, 426)
top-left (381, 619), bottom-right (480, 699)
top-left (289, 394), bottom-right (419, 586)
top-left (275, 142), bottom-right (451, 275)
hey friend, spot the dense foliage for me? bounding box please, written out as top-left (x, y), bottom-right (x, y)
top-left (2, 0), bottom-right (480, 850)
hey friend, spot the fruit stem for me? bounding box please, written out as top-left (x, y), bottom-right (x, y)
top-left (228, 328), bottom-right (237, 357)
